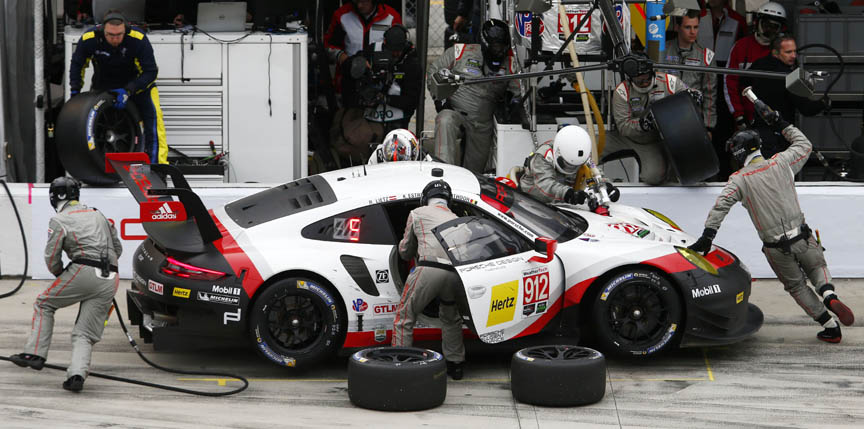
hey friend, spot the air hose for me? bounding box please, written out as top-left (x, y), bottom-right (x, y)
top-left (796, 43), bottom-right (864, 181)
top-left (0, 179), bottom-right (27, 299)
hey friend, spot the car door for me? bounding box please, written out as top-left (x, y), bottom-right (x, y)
top-left (433, 217), bottom-right (565, 343)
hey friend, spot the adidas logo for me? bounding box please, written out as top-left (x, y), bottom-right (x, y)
top-left (151, 202), bottom-right (178, 220)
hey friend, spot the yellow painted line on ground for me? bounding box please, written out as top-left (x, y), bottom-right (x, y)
top-left (178, 376), bottom-right (710, 385)
top-left (702, 348), bottom-right (716, 381)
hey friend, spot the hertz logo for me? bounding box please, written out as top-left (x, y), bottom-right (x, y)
top-left (173, 287), bottom-right (191, 299)
top-left (487, 280), bottom-right (518, 327)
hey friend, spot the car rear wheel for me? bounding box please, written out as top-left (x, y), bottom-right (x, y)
top-left (590, 270), bottom-right (683, 357)
top-left (348, 346), bottom-right (447, 411)
top-left (511, 345), bottom-right (606, 406)
top-left (248, 277), bottom-right (346, 368)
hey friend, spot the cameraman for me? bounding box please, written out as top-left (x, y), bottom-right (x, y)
top-left (331, 25), bottom-right (421, 163)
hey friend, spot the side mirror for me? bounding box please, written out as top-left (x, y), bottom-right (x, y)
top-left (529, 237), bottom-right (557, 264)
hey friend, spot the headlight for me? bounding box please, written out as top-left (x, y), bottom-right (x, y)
top-left (644, 208), bottom-right (681, 230)
top-left (676, 246), bottom-right (718, 275)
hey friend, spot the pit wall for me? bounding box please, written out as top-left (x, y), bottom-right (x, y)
top-left (0, 183), bottom-right (861, 279)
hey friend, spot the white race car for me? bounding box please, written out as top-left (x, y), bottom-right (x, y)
top-left (109, 155), bottom-right (762, 368)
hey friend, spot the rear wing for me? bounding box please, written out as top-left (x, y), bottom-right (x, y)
top-left (106, 153), bottom-right (222, 252)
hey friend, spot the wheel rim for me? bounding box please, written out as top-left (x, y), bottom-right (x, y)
top-left (523, 345), bottom-right (596, 360)
top-left (364, 348), bottom-right (432, 363)
top-left (605, 281), bottom-right (672, 347)
top-left (94, 107), bottom-right (137, 154)
top-left (266, 293), bottom-right (325, 353)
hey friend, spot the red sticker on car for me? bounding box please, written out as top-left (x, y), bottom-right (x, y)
top-left (523, 271), bottom-right (550, 305)
top-left (140, 201), bottom-right (187, 222)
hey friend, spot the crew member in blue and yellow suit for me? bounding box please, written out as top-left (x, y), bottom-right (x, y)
top-left (69, 9), bottom-right (167, 164)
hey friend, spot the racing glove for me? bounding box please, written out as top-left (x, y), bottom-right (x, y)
top-left (688, 227), bottom-right (717, 256)
top-left (734, 115), bottom-right (748, 131)
top-left (685, 88), bottom-right (703, 107)
top-left (109, 88), bottom-right (129, 110)
top-left (639, 112), bottom-right (655, 132)
top-left (754, 101), bottom-right (791, 132)
top-left (605, 182), bottom-right (620, 202)
top-left (564, 188), bottom-right (587, 205)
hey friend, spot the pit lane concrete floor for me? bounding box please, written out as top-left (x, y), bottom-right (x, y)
top-left (0, 278), bottom-right (862, 428)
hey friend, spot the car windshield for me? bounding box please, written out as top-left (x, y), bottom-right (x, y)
top-left (475, 175), bottom-right (586, 242)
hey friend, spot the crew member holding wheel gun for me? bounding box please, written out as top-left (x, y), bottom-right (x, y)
top-left (689, 91), bottom-right (854, 343)
top-left (9, 177), bottom-right (123, 392)
top-left (69, 9), bottom-right (167, 164)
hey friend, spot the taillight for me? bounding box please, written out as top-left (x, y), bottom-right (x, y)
top-left (161, 256), bottom-right (226, 281)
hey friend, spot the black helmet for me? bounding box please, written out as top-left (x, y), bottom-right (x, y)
top-left (726, 129), bottom-right (762, 165)
top-left (383, 25), bottom-right (411, 55)
top-left (49, 176), bottom-right (81, 208)
top-left (480, 19), bottom-right (511, 64)
top-left (421, 180), bottom-right (452, 206)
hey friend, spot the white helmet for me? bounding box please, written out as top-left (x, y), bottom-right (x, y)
top-left (381, 129), bottom-right (420, 162)
top-left (552, 126), bottom-right (592, 175)
top-left (756, 2), bottom-right (787, 21)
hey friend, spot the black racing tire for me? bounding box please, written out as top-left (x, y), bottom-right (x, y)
top-left (651, 92), bottom-right (718, 184)
top-left (348, 346), bottom-right (447, 411)
top-left (590, 269), bottom-right (683, 357)
top-left (248, 277), bottom-right (346, 369)
top-left (511, 345), bottom-right (606, 406)
top-left (55, 91), bottom-right (144, 185)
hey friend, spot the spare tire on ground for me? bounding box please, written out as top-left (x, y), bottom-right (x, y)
top-left (55, 91), bottom-right (144, 185)
top-left (651, 92), bottom-right (718, 184)
top-left (348, 346), bottom-right (447, 411)
top-left (511, 345), bottom-right (606, 407)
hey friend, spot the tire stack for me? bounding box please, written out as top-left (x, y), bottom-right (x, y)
top-left (348, 346), bottom-right (447, 411)
top-left (510, 345), bottom-right (606, 406)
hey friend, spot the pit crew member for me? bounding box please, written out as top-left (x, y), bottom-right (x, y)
top-left (69, 10), bottom-right (167, 164)
top-left (9, 177), bottom-right (122, 391)
top-left (428, 18), bottom-right (520, 174)
top-left (664, 10), bottom-right (716, 133)
top-left (609, 63), bottom-right (688, 185)
top-left (368, 128), bottom-right (432, 164)
top-left (518, 125), bottom-right (620, 205)
top-left (392, 180), bottom-right (466, 380)
top-left (690, 106), bottom-right (854, 343)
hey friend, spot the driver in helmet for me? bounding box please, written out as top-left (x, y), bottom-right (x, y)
top-left (392, 180), bottom-right (466, 380)
top-left (427, 18), bottom-right (521, 174)
top-left (519, 125), bottom-right (620, 205)
top-left (725, 1), bottom-right (787, 131)
top-left (368, 128), bottom-right (432, 164)
top-left (690, 102), bottom-right (854, 344)
top-left (9, 177), bottom-right (123, 392)
top-left (608, 54), bottom-right (688, 185)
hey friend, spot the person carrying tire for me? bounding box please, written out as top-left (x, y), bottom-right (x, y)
top-left (9, 177), bottom-right (123, 392)
top-left (392, 180), bottom-right (466, 380)
top-left (689, 101), bottom-right (854, 343)
top-left (518, 125), bottom-right (620, 205)
top-left (69, 10), bottom-right (167, 164)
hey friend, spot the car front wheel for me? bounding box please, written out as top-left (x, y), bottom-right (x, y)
top-left (590, 269), bottom-right (683, 357)
top-left (248, 277), bottom-right (345, 368)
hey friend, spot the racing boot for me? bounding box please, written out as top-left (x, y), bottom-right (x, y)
top-left (446, 361), bottom-right (464, 380)
top-left (62, 375), bottom-right (85, 392)
top-left (817, 325), bottom-right (842, 344)
top-left (819, 284), bottom-right (854, 326)
top-left (9, 353), bottom-right (46, 370)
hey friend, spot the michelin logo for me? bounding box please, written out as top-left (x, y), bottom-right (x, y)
top-left (198, 291), bottom-right (239, 306)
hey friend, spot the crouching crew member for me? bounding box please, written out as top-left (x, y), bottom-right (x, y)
top-left (392, 180), bottom-right (466, 379)
top-left (689, 105), bottom-right (854, 343)
top-left (69, 10), bottom-right (167, 164)
top-left (10, 177), bottom-right (123, 391)
top-left (519, 125), bottom-right (620, 205)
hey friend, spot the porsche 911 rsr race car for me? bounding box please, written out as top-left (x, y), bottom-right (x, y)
top-left (108, 154), bottom-right (763, 368)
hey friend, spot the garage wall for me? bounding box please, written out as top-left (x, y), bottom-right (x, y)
top-left (0, 182), bottom-right (862, 280)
